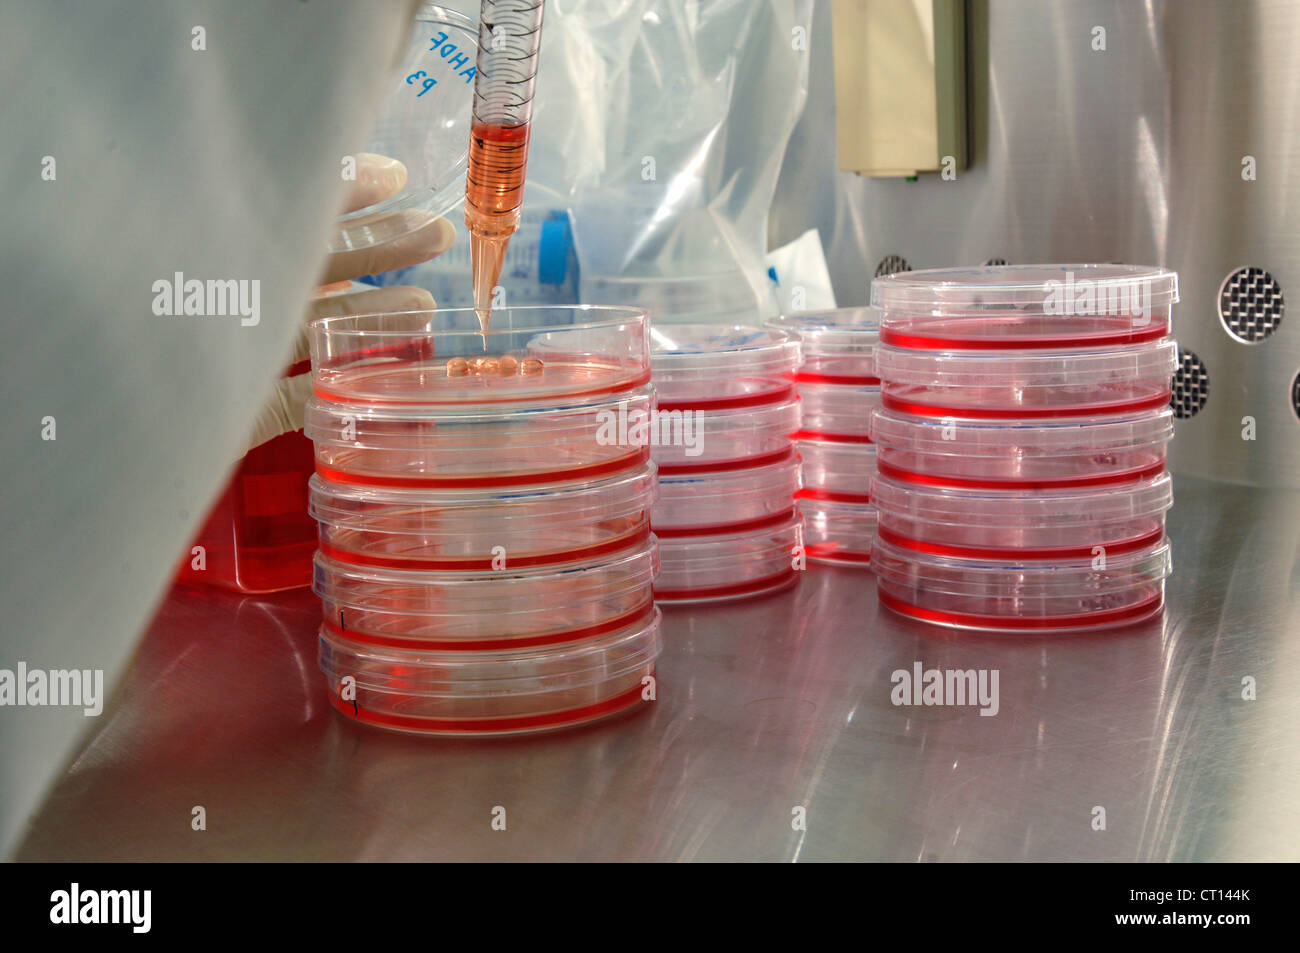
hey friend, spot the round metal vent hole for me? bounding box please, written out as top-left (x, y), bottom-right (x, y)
top-left (1291, 369), bottom-right (1300, 423)
top-left (1171, 348), bottom-right (1209, 419)
top-left (1219, 266), bottom-right (1284, 343)
top-left (875, 255), bottom-right (912, 278)
top-left (983, 257), bottom-right (1009, 267)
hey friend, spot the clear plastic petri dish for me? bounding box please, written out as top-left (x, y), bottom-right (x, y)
top-left (872, 534), bottom-right (1172, 632)
top-left (310, 464), bottom-right (656, 571)
top-left (319, 608), bottom-right (662, 736)
top-left (869, 406), bottom-right (1174, 489)
top-left (794, 380), bottom-right (881, 439)
top-left (649, 398), bottom-right (799, 470)
top-left (799, 498), bottom-right (877, 567)
top-left (654, 512), bottom-right (803, 603)
top-left (874, 338), bottom-right (1178, 419)
top-left (795, 439), bottom-right (875, 503)
top-left (871, 264), bottom-right (1178, 349)
top-left (304, 385), bottom-right (654, 488)
top-left (309, 306), bottom-right (650, 407)
top-left (765, 307), bottom-right (880, 381)
top-left (652, 452), bottom-right (800, 533)
top-left (313, 541), bottom-right (658, 652)
top-left (332, 5), bottom-right (479, 253)
top-left (649, 324), bottom-right (800, 407)
top-left (870, 471), bottom-right (1173, 559)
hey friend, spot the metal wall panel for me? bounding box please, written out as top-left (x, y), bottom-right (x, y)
top-left (772, 0), bottom-right (1300, 487)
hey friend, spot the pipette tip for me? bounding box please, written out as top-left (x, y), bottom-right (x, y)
top-left (470, 231), bottom-right (509, 334)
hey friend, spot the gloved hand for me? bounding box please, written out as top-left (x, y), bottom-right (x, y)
top-left (246, 152), bottom-right (455, 450)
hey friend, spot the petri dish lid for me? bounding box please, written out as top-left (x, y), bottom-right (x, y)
top-left (331, 5), bottom-right (478, 253)
top-left (318, 608), bottom-right (663, 694)
top-left (656, 451), bottom-right (800, 495)
top-left (313, 542), bottom-right (660, 611)
top-left (649, 325), bottom-right (800, 378)
top-left (765, 308), bottom-right (880, 355)
top-left (798, 496), bottom-right (879, 518)
top-left (869, 405), bottom-right (1176, 455)
top-left (308, 306), bottom-right (651, 407)
top-left (872, 534), bottom-right (1172, 586)
top-left (308, 464), bottom-right (657, 531)
top-left (870, 471), bottom-right (1174, 526)
top-left (655, 510), bottom-right (802, 550)
top-left (871, 265), bottom-right (1178, 349)
top-left (871, 264), bottom-right (1179, 313)
top-left (873, 337), bottom-right (1179, 388)
top-left (304, 384), bottom-right (654, 446)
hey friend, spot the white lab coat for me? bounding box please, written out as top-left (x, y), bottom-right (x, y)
top-left (0, 0), bottom-right (417, 857)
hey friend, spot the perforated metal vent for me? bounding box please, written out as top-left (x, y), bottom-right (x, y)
top-left (983, 257), bottom-right (1009, 267)
top-left (875, 255), bottom-right (912, 278)
top-left (1171, 348), bottom-right (1209, 419)
top-left (1219, 266), bottom-right (1285, 343)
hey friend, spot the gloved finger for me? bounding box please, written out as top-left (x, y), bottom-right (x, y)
top-left (340, 153), bottom-right (409, 214)
top-left (321, 211), bottom-right (456, 285)
top-left (289, 284), bottom-right (437, 365)
top-left (246, 373), bottom-right (315, 452)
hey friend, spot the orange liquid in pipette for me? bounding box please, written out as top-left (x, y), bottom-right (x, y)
top-left (467, 122), bottom-right (530, 217)
top-left (467, 122), bottom-right (530, 336)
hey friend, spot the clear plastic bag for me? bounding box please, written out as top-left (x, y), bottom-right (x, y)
top-left (391, 0), bottom-right (813, 321)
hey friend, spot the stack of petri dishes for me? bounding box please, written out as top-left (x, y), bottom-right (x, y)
top-left (869, 264), bottom-right (1179, 632)
top-left (648, 325), bottom-right (804, 602)
top-left (766, 309), bottom-right (881, 566)
top-left (304, 306), bottom-right (663, 735)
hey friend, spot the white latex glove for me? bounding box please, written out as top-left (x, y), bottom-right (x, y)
top-left (246, 153), bottom-right (455, 450)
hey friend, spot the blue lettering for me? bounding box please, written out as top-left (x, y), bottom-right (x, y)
top-left (405, 70), bottom-right (437, 98)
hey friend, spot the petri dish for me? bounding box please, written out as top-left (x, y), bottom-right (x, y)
top-left (332, 5), bottom-right (479, 253)
top-left (649, 399), bottom-right (800, 470)
top-left (309, 306), bottom-right (650, 407)
top-left (319, 608), bottom-right (662, 736)
top-left (305, 384), bottom-right (655, 488)
top-left (871, 264), bottom-right (1178, 349)
top-left (795, 439), bottom-right (875, 503)
top-left (766, 307), bottom-right (880, 381)
top-left (313, 541), bottom-right (658, 652)
top-left (649, 324), bottom-right (800, 407)
top-left (798, 498), bottom-right (877, 567)
top-left (873, 534), bottom-right (1172, 632)
top-left (871, 471), bottom-right (1173, 559)
top-left (652, 452), bottom-right (800, 534)
top-left (654, 512), bottom-right (803, 603)
top-left (873, 338), bottom-right (1179, 419)
top-left (310, 464), bottom-right (656, 571)
top-left (869, 406), bottom-right (1174, 488)
top-left (794, 380), bottom-right (880, 439)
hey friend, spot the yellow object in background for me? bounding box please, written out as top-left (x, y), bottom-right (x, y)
top-left (831, 0), bottom-right (966, 178)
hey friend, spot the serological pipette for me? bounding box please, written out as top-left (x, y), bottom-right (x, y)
top-left (466, 0), bottom-right (546, 333)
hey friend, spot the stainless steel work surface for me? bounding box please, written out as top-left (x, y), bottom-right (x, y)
top-left (14, 474), bottom-right (1300, 861)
